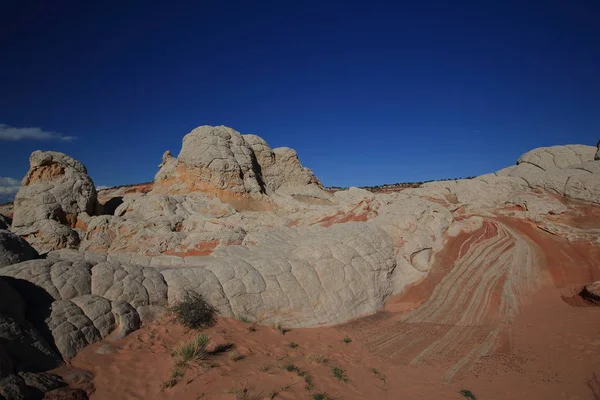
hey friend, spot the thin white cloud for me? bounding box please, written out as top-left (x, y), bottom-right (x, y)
top-left (96, 185), bottom-right (109, 190)
top-left (0, 177), bottom-right (21, 203)
top-left (0, 123), bottom-right (75, 141)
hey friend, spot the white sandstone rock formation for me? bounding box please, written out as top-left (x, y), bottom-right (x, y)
top-left (4, 128), bottom-right (600, 364)
top-left (153, 126), bottom-right (328, 206)
top-left (11, 151), bottom-right (97, 253)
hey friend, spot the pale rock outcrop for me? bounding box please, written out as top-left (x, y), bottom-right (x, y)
top-left (162, 222), bottom-right (396, 327)
top-left (16, 219), bottom-right (80, 255)
top-left (492, 144), bottom-right (600, 203)
top-left (0, 257), bottom-right (167, 359)
top-left (11, 151), bottom-right (96, 253)
top-left (153, 126), bottom-right (328, 206)
top-left (153, 126), bottom-right (264, 198)
top-left (0, 230), bottom-right (39, 267)
top-left (243, 134), bottom-right (327, 199)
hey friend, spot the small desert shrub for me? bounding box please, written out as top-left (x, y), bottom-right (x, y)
top-left (246, 323), bottom-right (257, 332)
top-left (281, 363), bottom-right (299, 372)
top-left (298, 370), bottom-right (314, 391)
top-left (342, 336), bottom-right (352, 345)
top-left (235, 314), bottom-right (251, 323)
top-left (258, 364), bottom-right (271, 373)
top-left (280, 364), bottom-right (312, 390)
top-left (331, 366), bottom-right (348, 382)
top-left (161, 368), bottom-right (184, 389)
top-left (308, 353), bottom-right (328, 364)
top-left (272, 323), bottom-right (288, 335)
top-left (212, 343), bottom-right (235, 354)
top-left (172, 333), bottom-right (210, 368)
top-left (459, 389), bottom-right (477, 399)
top-left (226, 386), bottom-right (262, 400)
top-left (229, 350), bottom-right (245, 362)
top-left (370, 368), bottom-right (386, 383)
top-left (312, 394), bottom-right (334, 400)
top-left (170, 292), bottom-right (217, 330)
top-left (288, 341), bottom-right (298, 348)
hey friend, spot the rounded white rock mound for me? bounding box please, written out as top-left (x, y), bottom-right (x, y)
top-left (11, 151), bottom-right (97, 252)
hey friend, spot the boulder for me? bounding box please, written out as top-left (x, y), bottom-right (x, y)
top-left (11, 151), bottom-right (96, 252)
top-left (0, 230), bottom-right (39, 267)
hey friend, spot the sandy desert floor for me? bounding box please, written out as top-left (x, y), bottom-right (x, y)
top-left (54, 215), bottom-right (600, 400)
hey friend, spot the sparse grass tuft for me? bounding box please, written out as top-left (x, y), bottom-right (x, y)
top-left (312, 394), bottom-right (335, 400)
top-left (288, 341), bottom-right (298, 348)
top-left (160, 368), bottom-right (184, 390)
top-left (298, 370), bottom-right (314, 391)
top-left (281, 363), bottom-right (299, 372)
top-left (280, 364), bottom-right (312, 391)
top-left (459, 389), bottom-right (477, 399)
top-left (258, 364), bottom-right (271, 373)
top-left (370, 368), bottom-right (386, 384)
top-left (331, 366), bottom-right (348, 382)
top-left (170, 291), bottom-right (217, 330)
top-left (342, 336), bottom-right (352, 345)
top-left (212, 343), bottom-right (235, 354)
top-left (272, 323), bottom-right (289, 335)
top-left (172, 333), bottom-right (210, 368)
top-left (235, 314), bottom-right (251, 323)
top-left (226, 386), bottom-right (263, 400)
top-left (307, 353), bottom-right (328, 364)
top-left (229, 350), bottom-right (245, 362)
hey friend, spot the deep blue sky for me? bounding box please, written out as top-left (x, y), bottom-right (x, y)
top-left (1, 0), bottom-right (598, 198)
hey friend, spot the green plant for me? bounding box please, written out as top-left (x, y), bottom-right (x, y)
top-left (226, 386), bottom-right (263, 400)
top-left (280, 364), bottom-right (312, 391)
top-left (170, 291), bottom-right (217, 330)
top-left (459, 389), bottom-right (477, 399)
top-left (212, 343), bottom-right (235, 354)
top-left (312, 394), bottom-right (334, 400)
top-left (342, 336), bottom-right (352, 345)
top-left (258, 364), bottom-right (271, 373)
top-left (236, 314), bottom-right (251, 323)
top-left (272, 323), bottom-right (288, 335)
top-left (288, 341), bottom-right (298, 348)
top-left (370, 368), bottom-right (386, 384)
top-left (281, 363), bottom-right (299, 372)
top-left (172, 333), bottom-right (210, 367)
top-left (331, 366), bottom-right (348, 382)
top-left (307, 353), bottom-right (328, 364)
top-left (298, 370), bottom-right (314, 391)
top-left (229, 350), bottom-right (245, 362)
top-left (160, 368), bottom-right (184, 389)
